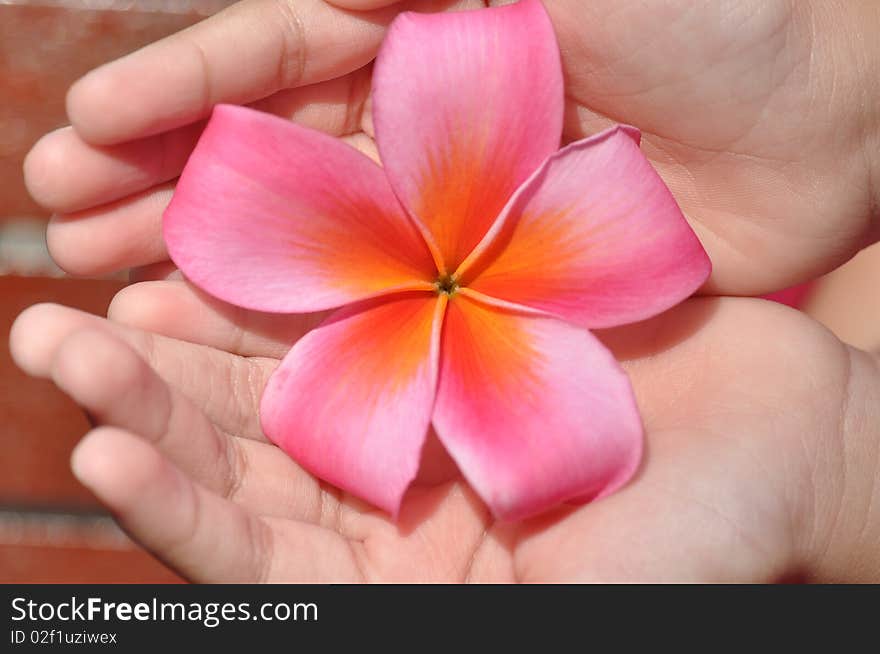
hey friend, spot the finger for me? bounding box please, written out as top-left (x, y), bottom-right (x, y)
top-left (47, 184), bottom-right (173, 276)
top-left (24, 125), bottom-right (201, 214)
top-left (10, 303), bottom-right (272, 441)
top-left (249, 65), bottom-right (372, 135)
top-left (72, 428), bottom-right (361, 582)
top-left (326, 0), bottom-right (405, 10)
top-left (67, 0), bottom-right (407, 144)
top-left (28, 69), bottom-right (372, 216)
top-left (50, 328), bottom-right (330, 521)
top-left (51, 328), bottom-right (236, 493)
top-left (108, 280), bottom-right (324, 359)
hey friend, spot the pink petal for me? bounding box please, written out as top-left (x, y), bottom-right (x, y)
top-left (260, 292), bottom-right (445, 516)
top-left (372, 0), bottom-right (563, 273)
top-left (763, 282), bottom-right (813, 308)
top-left (164, 105), bottom-right (436, 314)
top-left (463, 126), bottom-right (712, 329)
top-left (432, 291), bottom-right (643, 521)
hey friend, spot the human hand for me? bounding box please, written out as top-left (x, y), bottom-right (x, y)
top-left (22, 0), bottom-right (484, 279)
top-left (9, 292), bottom-right (879, 582)
top-left (24, 0), bottom-right (880, 292)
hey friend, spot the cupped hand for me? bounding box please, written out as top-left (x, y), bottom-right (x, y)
top-left (23, 0), bottom-right (880, 291)
top-left (10, 290), bottom-right (879, 582)
top-left (22, 0), bottom-right (480, 278)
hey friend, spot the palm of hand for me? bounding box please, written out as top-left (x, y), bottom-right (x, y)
top-left (549, 0), bottom-right (874, 294)
top-left (12, 289), bottom-right (853, 582)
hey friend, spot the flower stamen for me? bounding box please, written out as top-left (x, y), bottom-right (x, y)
top-left (434, 274), bottom-right (460, 296)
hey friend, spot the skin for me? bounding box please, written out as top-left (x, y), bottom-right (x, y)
top-left (805, 243), bottom-right (880, 352)
top-left (12, 0), bottom-right (880, 581)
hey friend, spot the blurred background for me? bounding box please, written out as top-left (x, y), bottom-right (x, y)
top-left (1, 0), bottom-right (878, 584)
top-left (0, 0), bottom-right (236, 583)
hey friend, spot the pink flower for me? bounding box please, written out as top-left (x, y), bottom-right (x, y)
top-left (163, 0), bottom-right (710, 521)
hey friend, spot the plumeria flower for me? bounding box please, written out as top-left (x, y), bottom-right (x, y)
top-left (163, 0), bottom-right (710, 521)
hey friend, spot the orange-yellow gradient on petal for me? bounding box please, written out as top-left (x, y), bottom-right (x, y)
top-left (432, 291), bottom-right (643, 521)
top-left (463, 126), bottom-right (711, 329)
top-left (260, 292), bottom-right (445, 516)
top-left (412, 132), bottom-right (521, 273)
top-left (164, 106), bottom-right (437, 314)
top-left (372, 0), bottom-right (564, 271)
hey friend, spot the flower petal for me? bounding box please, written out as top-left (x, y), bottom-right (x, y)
top-left (372, 0), bottom-right (563, 272)
top-left (463, 126), bottom-right (712, 329)
top-left (432, 291), bottom-right (643, 521)
top-left (260, 292), bottom-right (444, 516)
top-left (763, 282), bottom-right (812, 308)
top-left (164, 105), bottom-right (436, 314)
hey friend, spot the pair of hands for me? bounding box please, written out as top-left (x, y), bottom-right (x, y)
top-left (11, 0), bottom-right (880, 581)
